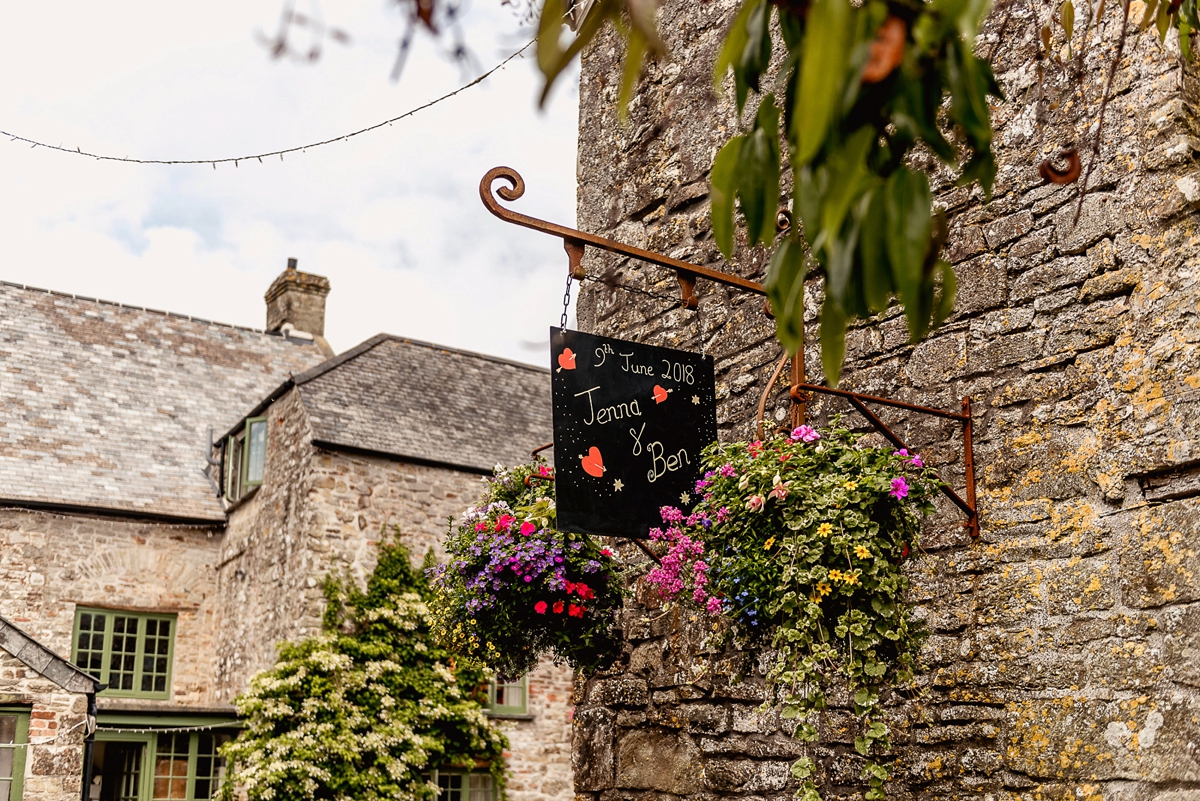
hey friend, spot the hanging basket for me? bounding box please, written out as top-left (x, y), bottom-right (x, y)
top-left (428, 461), bottom-right (626, 678)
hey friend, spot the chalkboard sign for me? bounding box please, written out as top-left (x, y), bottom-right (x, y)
top-left (550, 328), bottom-right (717, 539)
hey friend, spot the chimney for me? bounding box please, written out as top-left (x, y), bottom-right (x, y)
top-left (265, 258), bottom-right (334, 356)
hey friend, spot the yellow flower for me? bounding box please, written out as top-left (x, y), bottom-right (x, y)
top-left (764, 537), bottom-right (776, 550)
top-left (816, 581), bottom-right (832, 597)
top-left (817, 522), bottom-right (833, 537)
top-left (844, 571), bottom-right (861, 586)
top-left (844, 481), bottom-right (858, 490)
top-left (828, 569), bottom-right (844, 583)
top-left (854, 545), bottom-right (871, 559)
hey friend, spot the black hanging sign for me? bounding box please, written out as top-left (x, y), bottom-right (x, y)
top-left (550, 328), bottom-right (717, 539)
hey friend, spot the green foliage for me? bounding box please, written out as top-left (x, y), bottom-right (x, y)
top-left (221, 537), bottom-right (508, 801)
top-left (429, 461), bottom-right (626, 677)
top-left (687, 423), bottom-right (937, 799)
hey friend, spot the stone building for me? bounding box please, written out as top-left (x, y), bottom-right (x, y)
top-left (0, 266), bottom-right (573, 801)
top-left (568, 0), bottom-right (1200, 797)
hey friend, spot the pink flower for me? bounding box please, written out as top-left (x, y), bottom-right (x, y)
top-left (890, 477), bottom-right (910, 499)
top-left (494, 514), bottom-right (516, 532)
top-left (910, 455), bottom-right (924, 467)
top-left (894, 448), bottom-right (923, 468)
top-left (534, 601), bottom-right (548, 614)
top-left (748, 441), bottom-right (763, 458)
top-left (745, 494), bottom-right (765, 512)
top-left (600, 548), bottom-right (613, 557)
top-left (719, 463), bottom-right (736, 478)
top-left (660, 506), bottom-right (684, 524)
top-left (474, 521), bottom-right (489, 532)
top-left (705, 596), bottom-right (723, 615)
top-left (519, 520), bottom-right (537, 536)
top-left (768, 482), bottom-right (790, 501)
top-left (790, 425), bottom-right (820, 443)
top-left (538, 465), bottom-right (552, 477)
top-left (716, 507), bottom-right (730, 524)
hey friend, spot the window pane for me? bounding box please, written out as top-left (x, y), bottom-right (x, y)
top-left (192, 733), bottom-right (230, 801)
top-left (118, 745), bottom-right (143, 801)
top-left (246, 421), bottom-right (266, 484)
top-left (110, 617), bottom-right (139, 692)
top-left (141, 620), bottom-right (171, 695)
top-left (438, 773), bottom-right (463, 801)
top-left (76, 613), bottom-right (107, 675)
top-left (469, 775), bottom-right (493, 801)
top-left (153, 734), bottom-right (190, 801)
top-left (226, 435), bottom-right (244, 500)
top-left (0, 716), bottom-right (12, 779)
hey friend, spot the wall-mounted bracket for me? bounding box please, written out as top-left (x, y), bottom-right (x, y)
top-left (483, 165), bottom-right (980, 539)
top-left (793, 381), bottom-right (979, 538)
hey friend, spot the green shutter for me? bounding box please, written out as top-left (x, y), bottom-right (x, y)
top-left (242, 418), bottom-right (267, 489)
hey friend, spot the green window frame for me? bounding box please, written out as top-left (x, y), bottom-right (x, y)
top-left (95, 731), bottom-right (229, 801)
top-left (0, 707), bottom-right (29, 801)
top-left (434, 771), bottom-right (494, 801)
top-left (224, 417), bottom-right (266, 502)
top-left (487, 677), bottom-right (526, 716)
top-left (72, 608), bottom-right (176, 700)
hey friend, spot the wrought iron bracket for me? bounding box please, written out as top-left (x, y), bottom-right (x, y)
top-left (792, 383), bottom-right (979, 538)
top-left (483, 165), bottom-right (979, 539)
top-left (480, 166), bottom-right (766, 305)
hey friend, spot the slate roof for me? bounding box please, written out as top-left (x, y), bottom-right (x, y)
top-left (0, 282), bottom-right (325, 521)
top-left (286, 335), bottom-right (552, 473)
top-left (0, 614), bottom-right (102, 694)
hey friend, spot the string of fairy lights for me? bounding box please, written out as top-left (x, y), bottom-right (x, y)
top-left (0, 41), bottom-right (532, 169)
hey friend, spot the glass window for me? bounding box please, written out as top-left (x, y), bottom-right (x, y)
top-left (488, 677), bottom-right (527, 715)
top-left (224, 417), bottom-right (266, 502)
top-left (0, 708), bottom-right (29, 801)
top-left (72, 608), bottom-right (176, 700)
top-left (436, 773), bottom-right (492, 801)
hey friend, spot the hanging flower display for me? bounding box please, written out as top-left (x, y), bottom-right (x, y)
top-left (646, 421), bottom-right (939, 800)
top-left (428, 461), bottom-right (625, 678)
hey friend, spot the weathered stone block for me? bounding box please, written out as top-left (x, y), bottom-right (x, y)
top-left (952, 255), bottom-right (1009, 317)
top-left (615, 730), bottom-right (701, 793)
top-left (589, 678), bottom-right (651, 708)
top-left (574, 707), bottom-right (615, 791)
top-left (984, 211), bottom-right (1035, 249)
top-left (1117, 498), bottom-right (1200, 608)
top-left (1056, 193), bottom-right (1119, 255)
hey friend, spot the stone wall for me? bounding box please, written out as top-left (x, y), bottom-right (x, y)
top-left (572, 1), bottom-right (1200, 797)
top-left (500, 664), bottom-right (577, 801)
top-left (0, 651), bottom-right (90, 801)
top-left (0, 508), bottom-right (222, 709)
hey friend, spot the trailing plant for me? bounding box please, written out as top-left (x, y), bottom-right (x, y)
top-left (221, 537), bottom-right (508, 801)
top-left (428, 460), bottom-right (626, 677)
top-left (647, 423), bottom-right (939, 799)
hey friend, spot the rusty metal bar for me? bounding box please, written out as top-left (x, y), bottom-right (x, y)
top-left (531, 442), bottom-right (554, 458)
top-left (629, 538), bottom-right (664, 565)
top-left (480, 166), bottom-right (767, 300)
top-left (962, 397), bottom-right (979, 538)
top-left (793, 383), bottom-right (970, 422)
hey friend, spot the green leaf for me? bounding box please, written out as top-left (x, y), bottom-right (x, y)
top-left (1158, 0), bottom-right (1171, 39)
top-left (863, 660), bottom-right (887, 676)
top-left (1061, 0), bottom-right (1075, 55)
top-left (710, 137), bottom-right (744, 258)
top-left (793, 0), bottom-right (854, 165)
top-left (737, 98), bottom-right (783, 247)
top-left (933, 260), bottom-right (957, 326)
top-left (765, 235), bottom-right (808, 353)
top-left (790, 757), bottom-right (815, 779)
top-left (883, 167), bottom-right (932, 310)
top-left (865, 761), bottom-right (890, 780)
top-left (859, 187), bottom-right (892, 313)
top-left (820, 294), bottom-right (848, 386)
top-left (714, 0), bottom-right (757, 88)
top-left (854, 735), bottom-right (870, 755)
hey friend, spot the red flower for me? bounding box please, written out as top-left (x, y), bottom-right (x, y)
top-left (900, 543), bottom-right (910, 559)
top-left (564, 581), bottom-right (576, 594)
top-left (575, 583), bottom-right (594, 600)
top-left (553, 601), bottom-right (565, 614)
top-left (600, 548), bottom-right (613, 557)
top-left (519, 520), bottom-right (537, 536)
top-left (568, 604), bottom-right (585, 618)
top-left (534, 601), bottom-right (548, 614)
top-left (494, 514), bottom-right (516, 532)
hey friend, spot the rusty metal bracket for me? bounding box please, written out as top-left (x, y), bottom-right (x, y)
top-left (794, 382), bottom-right (980, 538)
top-left (481, 166), bottom-right (766, 307)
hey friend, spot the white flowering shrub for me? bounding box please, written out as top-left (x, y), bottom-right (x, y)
top-left (221, 539), bottom-right (508, 801)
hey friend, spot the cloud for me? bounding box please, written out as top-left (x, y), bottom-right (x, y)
top-left (0, 0), bottom-right (579, 364)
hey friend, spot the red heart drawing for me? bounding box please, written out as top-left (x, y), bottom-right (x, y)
top-left (580, 446), bottom-right (605, 477)
top-left (557, 348), bottom-right (577, 372)
top-left (652, 385), bottom-right (670, 404)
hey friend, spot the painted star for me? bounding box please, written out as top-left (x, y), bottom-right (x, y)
top-left (614, 479), bottom-right (624, 492)
top-left (692, 395), bottom-right (700, 405)
top-left (680, 492), bottom-right (691, 505)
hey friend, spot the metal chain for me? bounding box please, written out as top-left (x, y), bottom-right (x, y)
top-left (560, 272), bottom-right (573, 330)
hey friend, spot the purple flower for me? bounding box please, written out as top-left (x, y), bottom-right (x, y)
top-left (890, 476), bottom-right (910, 499)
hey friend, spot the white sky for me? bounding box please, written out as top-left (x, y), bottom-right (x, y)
top-left (0, 1), bottom-right (580, 365)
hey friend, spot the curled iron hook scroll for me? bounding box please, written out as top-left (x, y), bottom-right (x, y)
top-left (480, 166), bottom-right (767, 300)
